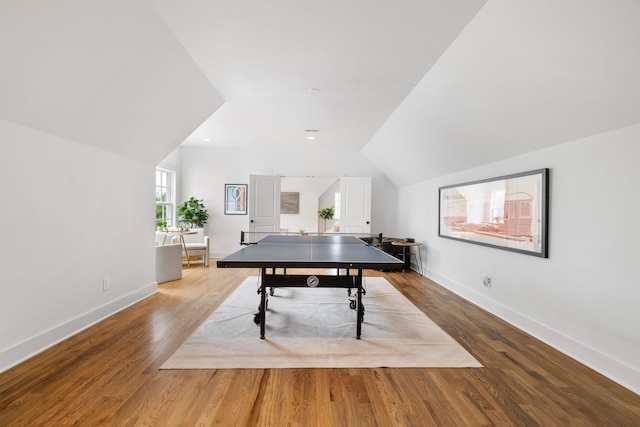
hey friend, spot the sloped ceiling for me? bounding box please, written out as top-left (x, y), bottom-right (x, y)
top-left (151, 0), bottom-right (487, 151)
top-left (2, 1), bottom-right (639, 183)
top-left (152, 0), bottom-right (640, 186)
top-left (363, 0), bottom-right (640, 185)
top-left (0, 0), bottom-right (223, 165)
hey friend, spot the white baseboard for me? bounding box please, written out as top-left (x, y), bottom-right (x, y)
top-left (426, 269), bottom-right (640, 396)
top-left (210, 252), bottom-right (230, 259)
top-left (0, 282), bottom-right (157, 374)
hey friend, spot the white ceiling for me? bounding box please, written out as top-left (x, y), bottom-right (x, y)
top-left (364, 0), bottom-right (640, 185)
top-left (0, 0), bottom-right (223, 165)
top-left (151, 0), bottom-right (487, 151)
top-left (3, 0), bottom-right (640, 185)
top-left (152, 0), bottom-right (640, 186)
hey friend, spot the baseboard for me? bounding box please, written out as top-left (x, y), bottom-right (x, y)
top-left (425, 269), bottom-right (640, 396)
top-left (0, 282), bottom-right (157, 374)
top-left (210, 252), bottom-right (229, 259)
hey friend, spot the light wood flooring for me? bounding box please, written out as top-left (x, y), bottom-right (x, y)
top-left (1, 263), bottom-right (639, 426)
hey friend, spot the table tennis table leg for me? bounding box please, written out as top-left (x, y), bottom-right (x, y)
top-left (356, 269), bottom-right (363, 339)
top-left (260, 268), bottom-right (266, 339)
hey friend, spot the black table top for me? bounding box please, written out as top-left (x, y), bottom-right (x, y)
top-left (217, 234), bottom-right (405, 270)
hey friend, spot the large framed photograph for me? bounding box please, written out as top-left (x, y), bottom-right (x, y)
top-left (439, 169), bottom-right (549, 257)
top-left (225, 184), bottom-right (247, 215)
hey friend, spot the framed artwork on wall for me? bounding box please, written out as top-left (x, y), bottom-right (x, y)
top-left (225, 184), bottom-right (247, 215)
top-left (280, 192), bottom-right (300, 214)
top-left (438, 168), bottom-right (549, 257)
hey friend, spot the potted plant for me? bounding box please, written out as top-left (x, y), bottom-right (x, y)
top-left (318, 206), bottom-right (335, 221)
top-left (156, 219), bottom-right (168, 231)
top-left (318, 206), bottom-right (335, 232)
top-left (177, 196), bottom-right (209, 228)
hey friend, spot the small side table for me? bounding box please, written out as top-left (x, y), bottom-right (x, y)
top-left (158, 230), bottom-right (197, 268)
top-left (390, 241), bottom-right (423, 276)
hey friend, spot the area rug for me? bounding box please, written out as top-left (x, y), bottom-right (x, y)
top-left (161, 277), bottom-right (482, 369)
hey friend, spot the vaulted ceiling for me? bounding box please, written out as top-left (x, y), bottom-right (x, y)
top-left (0, 0), bottom-right (223, 165)
top-left (363, 0), bottom-right (640, 185)
top-left (2, 0), bottom-right (640, 185)
top-left (151, 0), bottom-right (486, 155)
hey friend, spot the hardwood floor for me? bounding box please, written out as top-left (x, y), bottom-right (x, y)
top-left (1, 264), bottom-right (639, 426)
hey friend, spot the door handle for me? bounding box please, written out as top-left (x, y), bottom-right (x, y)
top-left (250, 219), bottom-right (254, 223)
top-left (366, 221), bottom-right (370, 225)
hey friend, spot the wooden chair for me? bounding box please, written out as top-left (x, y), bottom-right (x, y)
top-left (178, 229), bottom-right (210, 267)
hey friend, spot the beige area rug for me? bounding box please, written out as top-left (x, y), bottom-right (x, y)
top-left (161, 277), bottom-right (482, 369)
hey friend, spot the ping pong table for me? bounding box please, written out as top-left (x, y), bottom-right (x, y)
top-left (216, 234), bottom-right (405, 339)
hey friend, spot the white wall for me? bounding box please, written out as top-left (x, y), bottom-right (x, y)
top-left (180, 146), bottom-right (398, 256)
top-left (0, 119), bottom-right (157, 373)
top-left (397, 124), bottom-right (640, 394)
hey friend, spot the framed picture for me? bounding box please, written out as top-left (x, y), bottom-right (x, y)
top-left (225, 184), bottom-right (247, 215)
top-left (280, 192), bottom-right (300, 214)
top-left (439, 168), bottom-right (549, 257)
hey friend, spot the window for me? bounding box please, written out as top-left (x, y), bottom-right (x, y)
top-left (156, 168), bottom-right (175, 228)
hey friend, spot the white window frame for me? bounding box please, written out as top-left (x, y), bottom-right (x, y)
top-left (156, 167), bottom-right (176, 228)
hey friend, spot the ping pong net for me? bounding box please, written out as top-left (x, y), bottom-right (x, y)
top-left (239, 231), bottom-right (383, 247)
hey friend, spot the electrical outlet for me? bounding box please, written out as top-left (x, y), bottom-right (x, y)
top-left (102, 277), bottom-right (110, 291)
top-left (483, 274), bottom-right (492, 287)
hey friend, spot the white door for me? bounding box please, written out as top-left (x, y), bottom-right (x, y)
top-left (339, 177), bottom-right (371, 234)
top-left (249, 175), bottom-right (280, 242)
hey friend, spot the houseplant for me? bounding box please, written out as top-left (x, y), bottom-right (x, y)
top-left (318, 206), bottom-right (335, 232)
top-left (318, 206), bottom-right (335, 221)
top-left (177, 196), bottom-right (209, 228)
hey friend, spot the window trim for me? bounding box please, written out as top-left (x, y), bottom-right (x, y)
top-left (156, 167), bottom-right (176, 227)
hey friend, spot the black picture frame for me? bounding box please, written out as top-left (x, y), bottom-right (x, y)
top-left (438, 168), bottom-right (549, 257)
top-left (225, 184), bottom-right (248, 215)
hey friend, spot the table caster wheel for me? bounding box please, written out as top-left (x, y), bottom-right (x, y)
top-left (253, 313), bottom-right (261, 324)
top-left (349, 299), bottom-right (356, 310)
